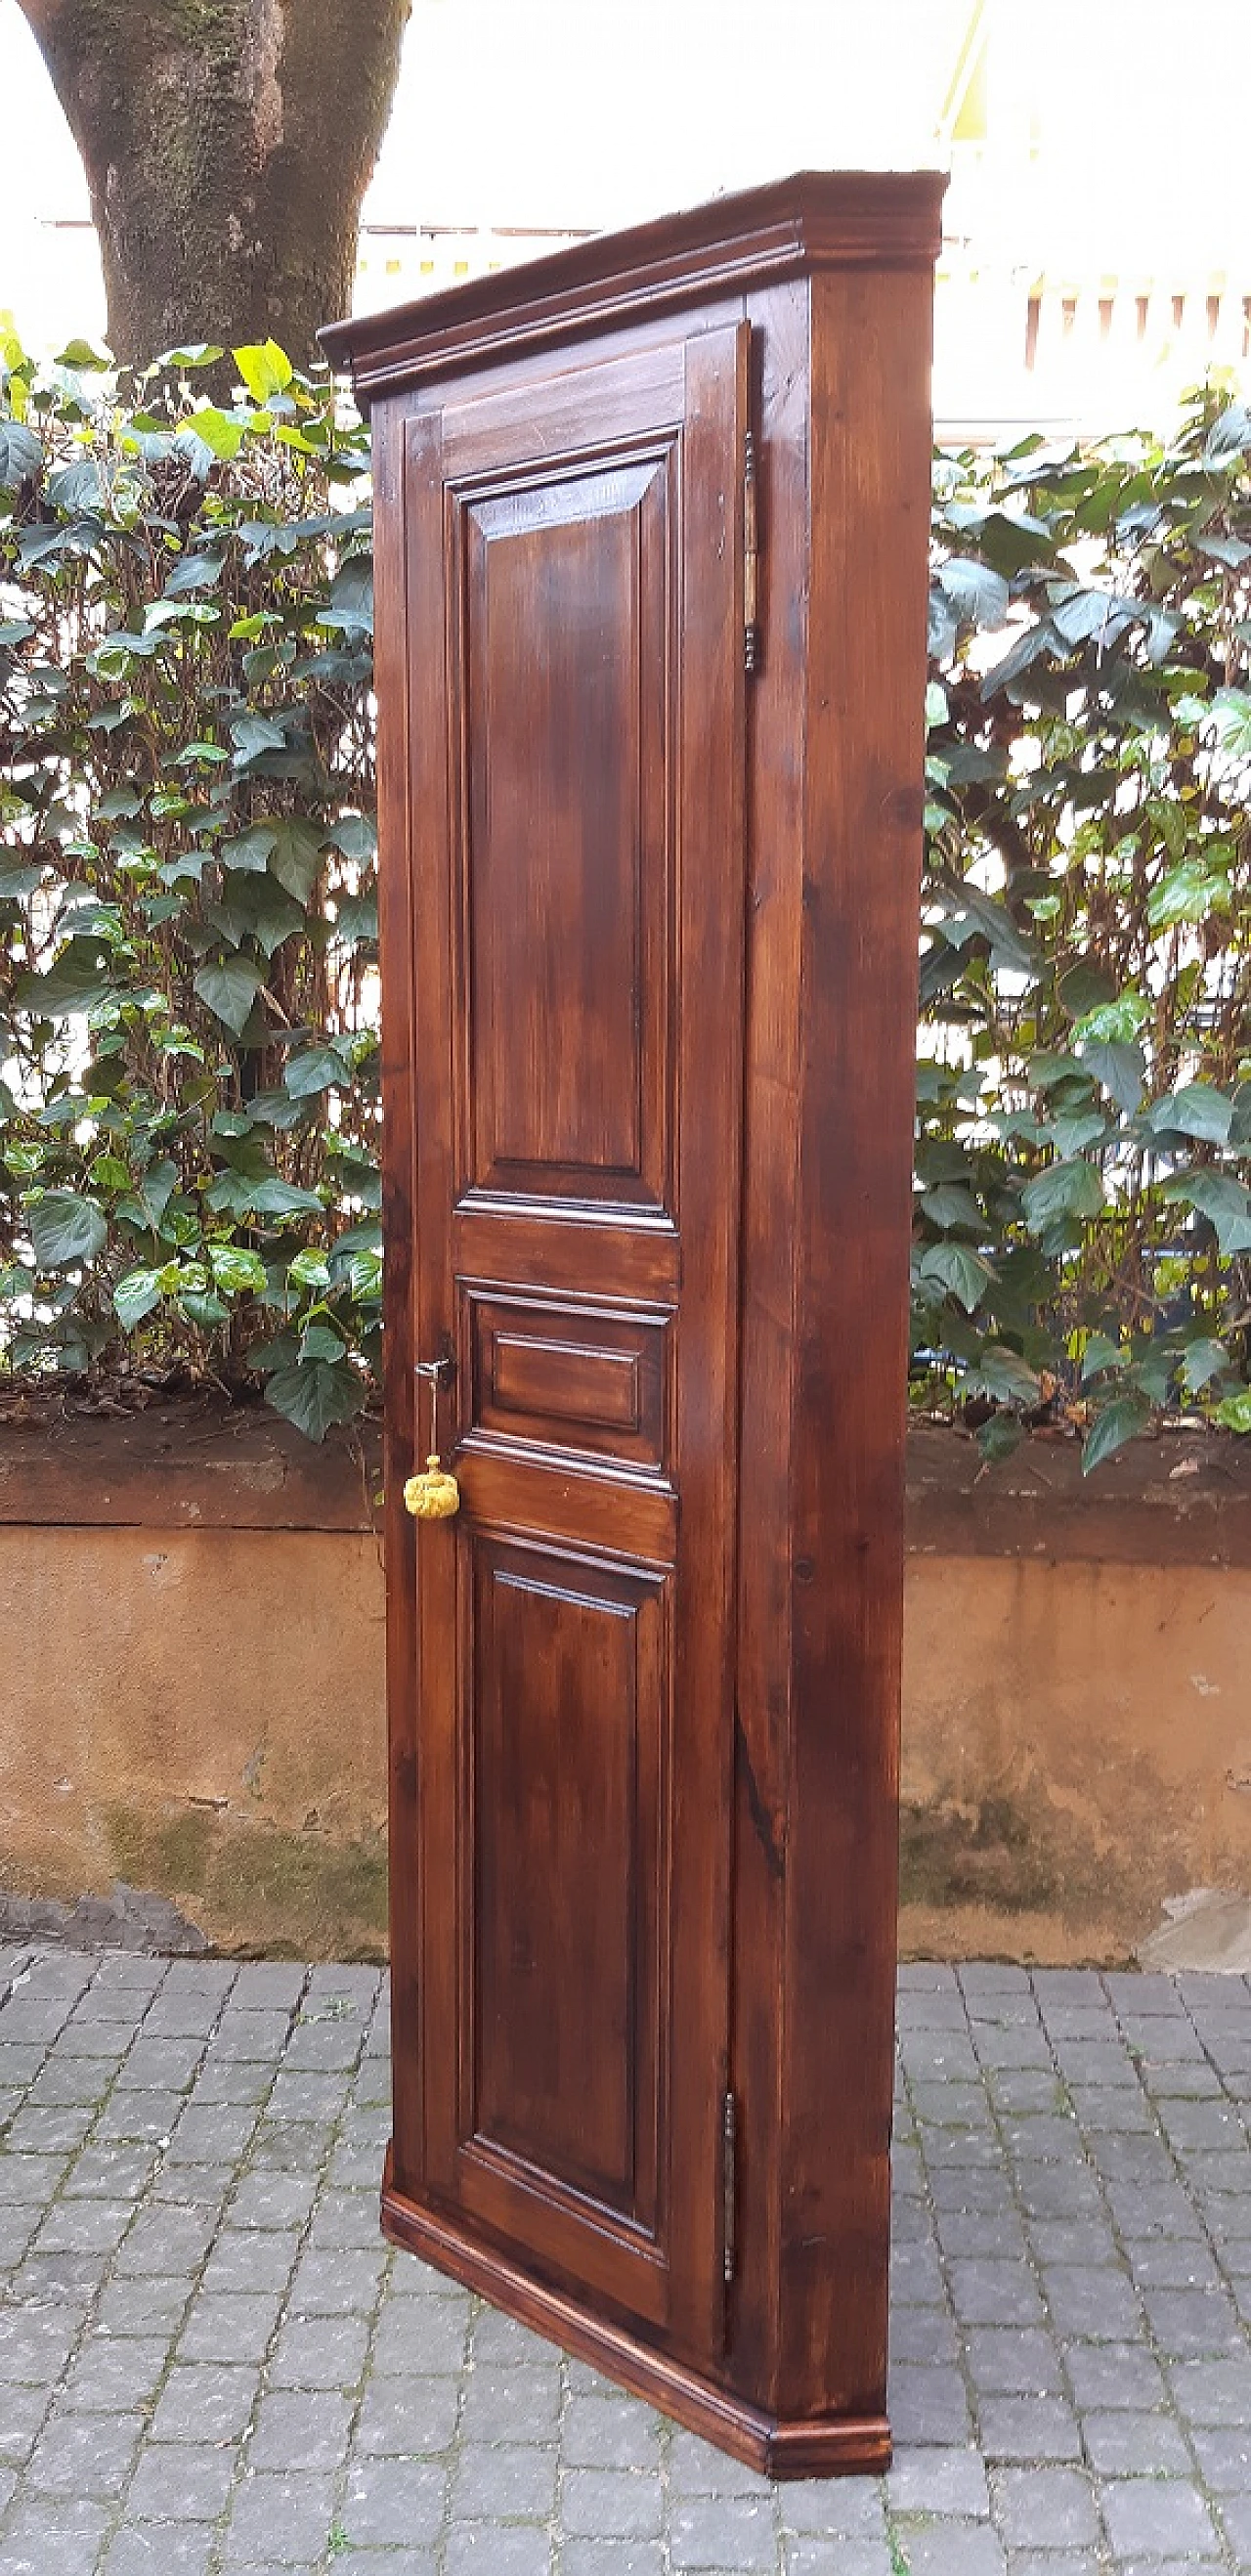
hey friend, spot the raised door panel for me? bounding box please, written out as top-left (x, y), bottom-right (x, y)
top-left (458, 460), bottom-right (671, 1208)
top-left (454, 1538), bottom-right (667, 2312)
top-left (399, 325), bottom-right (748, 2360)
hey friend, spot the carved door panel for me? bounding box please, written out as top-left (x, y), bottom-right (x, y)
top-left (400, 325), bottom-right (748, 2355)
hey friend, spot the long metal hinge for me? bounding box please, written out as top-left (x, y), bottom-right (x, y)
top-left (722, 2089), bottom-right (738, 2285)
top-left (743, 432), bottom-right (760, 676)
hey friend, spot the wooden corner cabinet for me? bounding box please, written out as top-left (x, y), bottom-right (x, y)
top-left (322, 169), bottom-right (943, 2477)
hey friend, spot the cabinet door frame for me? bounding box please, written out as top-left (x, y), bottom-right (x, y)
top-left (390, 322), bottom-right (750, 2363)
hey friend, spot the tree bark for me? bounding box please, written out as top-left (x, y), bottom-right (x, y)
top-left (15, 0), bottom-right (410, 368)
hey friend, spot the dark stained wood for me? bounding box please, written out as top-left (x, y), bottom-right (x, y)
top-left (321, 169), bottom-right (943, 403)
top-left (381, 2142), bottom-right (891, 2477)
top-left (338, 170), bottom-right (944, 2473)
top-left (776, 260), bottom-right (937, 2422)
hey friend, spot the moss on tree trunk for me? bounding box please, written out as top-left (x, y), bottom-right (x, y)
top-left (16, 0), bottom-right (409, 365)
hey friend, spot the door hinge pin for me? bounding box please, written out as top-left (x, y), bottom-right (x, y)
top-left (722, 2089), bottom-right (738, 2285)
top-left (743, 432), bottom-right (760, 676)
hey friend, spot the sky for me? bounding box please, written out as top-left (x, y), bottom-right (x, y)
top-left (0, 0), bottom-right (1247, 358)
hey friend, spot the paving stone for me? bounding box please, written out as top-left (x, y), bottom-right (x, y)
top-left (561, 2391), bottom-right (662, 2471)
top-left (562, 2546), bottom-right (665, 2576)
top-left (885, 2524), bottom-right (1007, 2576)
top-left (267, 2311), bottom-right (371, 2388)
top-left (372, 2297), bottom-right (469, 2375)
top-left (341, 2454), bottom-right (448, 2549)
top-left (1216, 2492), bottom-right (1251, 2563)
top-left (890, 2304), bottom-right (961, 2364)
top-left (0, 2383), bottom-right (50, 2465)
top-left (975, 2396), bottom-right (1083, 2463)
top-left (887, 2361), bottom-right (972, 2445)
top-left (247, 2387), bottom-right (354, 2471)
top-left (63, 2143), bottom-right (156, 2200)
top-left (60, 2334), bottom-right (171, 2415)
top-left (116, 2037), bottom-right (204, 2091)
top-left (1141, 2284), bottom-right (1244, 2356)
top-left (948, 2260), bottom-right (1047, 2329)
top-left (0, 2495), bottom-right (112, 2575)
top-left (1081, 2408), bottom-right (1194, 2474)
top-left (285, 2248), bottom-right (388, 2314)
top-left (0, 2303), bottom-right (81, 2381)
top-left (780, 2477), bottom-right (887, 2538)
top-left (965, 2328), bottom-right (1065, 2397)
top-left (101, 2527), bottom-right (217, 2575)
top-left (1039, 2261), bottom-right (1143, 2341)
top-left (669, 2428), bottom-right (772, 2497)
top-left (126, 2438), bottom-right (240, 2518)
top-left (453, 2441), bottom-right (560, 2521)
top-left (444, 2531), bottom-right (550, 2576)
top-left (117, 2205), bottom-right (217, 2276)
top-left (227, 2170), bottom-right (320, 2230)
top-left (178, 2291), bottom-right (283, 2366)
top-left (201, 2230), bottom-right (302, 2295)
top-left (669, 2496), bottom-right (777, 2570)
top-left (232, 1965), bottom-right (309, 2010)
top-left (324, 2556), bottom-right (436, 2576)
top-left (1169, 2354), bottom-right (1251, 2424)
top-left (458, 2364), bottom-right (562, 2444)
top-left (149, 2362), bottom-right (260, 2445)
top-left (36, 2194), bottom-right (133, 2255)
top-left (887, 2445), bottom-right (989, 2516)
top-left (96, 2275), bottom-right (190, 2337)
top-left (1100, 2475), bottom-right (1222, 2557)
top-left (221, 2467), bottom-right (338, 2562)
top-left (353, 2371), bottom-right (461, 2454)
top-left (991, 2464), bottom-right (1099, 2547)
top-left (2, 2104), bottom-right (94, 2154)
top-left (304, 2191), bottom-right (383, 2251)
top-left (25, 2403), bottom-right (144, 2495)
top-left (1189, 2426), bottom-right (1251, 2490)
top-left (1062, 2341), bottom-right (1169, 2412)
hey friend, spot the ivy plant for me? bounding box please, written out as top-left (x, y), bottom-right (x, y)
top-left (921, 383), bottom-right (1251, 1466)
top-left (0, 330), bottom-right (378, 1440)
top-left (1, 333), bottom-right (1248, 1463)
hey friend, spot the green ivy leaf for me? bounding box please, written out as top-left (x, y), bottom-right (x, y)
top-left (27, 1190), bottom-right (108, 1270)
top-left (287, 1248), bottom-right (331, 1288)
top-left (284, 1043), bottom-right (349, 1099)
top-left (1213, 1387), bottom-right (1251, 1432)
top-left (1019, 1157), bottom-right (1105, 1232)
top-left (1161, 1169), bottom-right (1251, 1255)
top-left (193, 957), bottom-right (266, 1036)
top-left (1082, 1391), bottom-right (1153, 1474)
top-left (234, 339), bottom-right (293, 403)
top-left (247, 1178), bottom-right (324, 1218)
top-left (208, 1245), bottom-right (268, 1294)
top-left (14, 939), bottom-right (114, 1016)
top-left (114, 1267), bottom-right (165, 1329)
top-left (265, 1357), bottom-right (366, 1442)
top-left (1211, 688), bottom-right (1251, 760)
top-left (917, 1241), bottom-right (997, 1312)
top-left (1149, 1084), bottom-right (1234, 1145)
top-left (1182, 1338), bottom-right (1229, 1396)
top-left (268, 816), bottom-right (325, 906)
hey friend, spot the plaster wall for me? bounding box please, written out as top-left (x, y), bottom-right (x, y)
top-left (1, 1410), bottom-right (1249, 1962)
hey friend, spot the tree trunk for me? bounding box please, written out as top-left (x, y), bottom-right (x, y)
top-left (15, 0), bottom-right (410, 368)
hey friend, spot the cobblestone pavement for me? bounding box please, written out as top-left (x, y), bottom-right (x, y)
top-left (3, 1950), bottom-right (1251, 2574)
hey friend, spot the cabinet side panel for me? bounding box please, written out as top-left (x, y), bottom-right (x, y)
top-left (779, 263), bottom-right (933, 2417)
top-left (727, 276), bottom-right (810, 2404)
top-left (371, 393), bottom-right (422, 2188)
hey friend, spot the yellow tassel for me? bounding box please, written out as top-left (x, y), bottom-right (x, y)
top-left (403, 1455), bottom-right (460, 1519)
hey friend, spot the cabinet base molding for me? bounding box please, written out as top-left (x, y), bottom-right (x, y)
top-left (381, 2151), bottom-right (891, 2479)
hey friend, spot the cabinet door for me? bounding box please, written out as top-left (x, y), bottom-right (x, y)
top-left (394, 324), bottom-right (748, 2358)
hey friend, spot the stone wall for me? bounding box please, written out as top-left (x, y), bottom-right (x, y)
top-left (1, 1399), bottom-right (1248, 1962)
